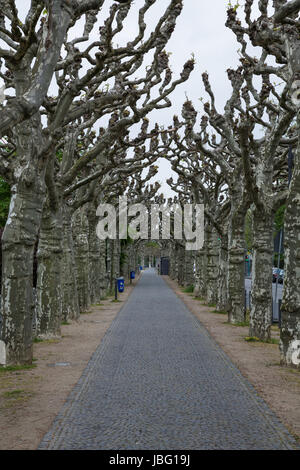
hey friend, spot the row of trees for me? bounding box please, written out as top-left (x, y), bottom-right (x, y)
top-left (151, 0), bottom-right (299, 368)
top-left (0, 0), bottom-right (299, 371)
top-left (0, 0), bottom-right (194, 365)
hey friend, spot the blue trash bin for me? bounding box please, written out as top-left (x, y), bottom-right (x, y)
top-left (130, 271), bottom-right (135, 279)
top-left (139, 266), bottom-right (143, 270)
top-left (117, 277), bottom-right (125, 293)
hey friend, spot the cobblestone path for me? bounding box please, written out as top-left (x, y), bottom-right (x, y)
top-left (39, 269), bottom-right (299, 450)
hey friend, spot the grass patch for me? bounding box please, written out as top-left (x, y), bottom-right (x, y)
top-left (213, 310), bottom-right (227, 315)
top-left (287, 368), bottom-right (300, 375)
top-left (111, 299), bottom-right (122, 303)
top-left (34, 337), bottom-right (61, 343)
top-left (183, 285), bottom-right (194, 293)
top-left (3, 389), bottom-right (25, 398)
top-left (208, 302), bottom-right (217, 308)
top-left (266, 338), bottom-right (280, 344)
top-left (0, 364), bottom-right (37, 373)
top-left (244, 336), bottom-right (261, 342)
top-left (80, 311), bottom-right (92, 315)
top-left (33, 337), bottom-right (44, 343)
top-left (235, 321), bottom-right (250, 327)
top-left (244, 336), bottom-right (279, 344)
top-left (224, 321), bottom-right (249, 327)
top-left (61, 321), bottom-right (70, 325)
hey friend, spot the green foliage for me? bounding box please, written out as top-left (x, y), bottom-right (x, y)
top-left (3, 389), bottom-right (25, 398)
top-left (56, 149), bottom-right (63, 162)
top-left (0, 364), bottom-right (36, 373)
top-left (183, 285), bottom-right (194, 293)
top-left (244, 336), bottom-right (279, 344)
top-left (145, 241), bottom-right (160, 248)
top-left (244, 336), bottom-right (260, 342)
top-left (227, 1), bottom-right (240, 10)
top-left (0, 177), bottom-right (11, 228)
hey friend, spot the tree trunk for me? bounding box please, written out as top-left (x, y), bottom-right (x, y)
top-left (61, 205), bottom-right (80, 321)
top-left (216, 234), bottom-right (228, 312)
top-left (36, 200), bottom-right (63, 339)
top-left (184, 250), bottom-right (195, 287)
top-left (193, 250), bottom-right (201, 297)
top-left (99, 239), bottom-right (109, 298)
top-left (0, 111), bottom-right (46, 365)
top-left (280, 133), bottom-right (300, 367)
top-left (87, 204), bottom-right (102, 304)
top-left (206, 225), bottom-right (219, 305)
top-left (198, 240), bottom-right (208, 300)
top-left (227, 203), bottom-right (247, 324)
top-left (249, 206), bottom-right (273, 340)
top-left (72, 208), bottom-right (90, 312)
top-left (0, 170), bottom-right (45, 365)
top-left (177, 243), bottom-right (185, 286)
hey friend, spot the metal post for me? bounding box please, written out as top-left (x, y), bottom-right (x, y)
top-left (115, 278), bottom-right (118, 301)
top-left (279, 299), bottom-right (282, 329)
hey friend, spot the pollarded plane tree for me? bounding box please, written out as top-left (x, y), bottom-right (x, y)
top-left (0, 0), bottom-right (194, 365)
top-left (226, 1), bottom-right (298, 342)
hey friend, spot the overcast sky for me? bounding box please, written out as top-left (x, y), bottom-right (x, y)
top-left (13, 1), bottom-right (261, 197)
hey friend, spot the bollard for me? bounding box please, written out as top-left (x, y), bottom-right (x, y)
top-left (115, 278), bottom-right (118, 301)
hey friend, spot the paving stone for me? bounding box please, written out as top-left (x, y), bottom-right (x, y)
top-left (39, 269), bottom-right (300, 450)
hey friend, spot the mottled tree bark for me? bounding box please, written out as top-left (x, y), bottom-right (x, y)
top-left (87, 203), bottom-right (102, 304)
top-left (183, 250), bottom-right (195, 287)
top-left (198, 239), bottom-right (208, 300)
top-left (99, 239), bottom-right (109, 298)
top-left (227, 197), bottom-right (247, 324)
top-left (216, 234), bottom-right (228, 312)
top-left (249, 206), bottom-right (273, 341)
top-left (169, 243), bottom-right (176, 280)
top-left (280, 123), bottom-right (300, 367)
top-left (36, 200), bottom-right (63, 339)
top-left (193, 250), bottom-right (201, 297)
top-left (206, 224), bottom-right (219, 305)
top-left (61, 205), bottom-right (80, 321)
top-left (0, 112), bottom-right (46, 365)
top-left (72, 208), bottom-right (90, 312)
top-left (177, 243), bottom-right (185, 286)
